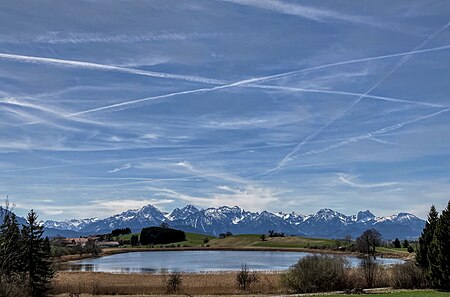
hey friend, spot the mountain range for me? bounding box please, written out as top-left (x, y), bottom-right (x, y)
top-left (42, 204), bottom-right (425, 240)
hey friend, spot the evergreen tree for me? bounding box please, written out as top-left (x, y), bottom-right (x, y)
top-left (21, 210), bottom-right (54, 297)
top-left (429, 200), bottom-right (450, 289)
top-left (0, 210), bottom-right (23, 276)
top-left (416, 205), bottom-right (439, 272)
top-left (402, 239), bottom-right (409, 248)
top-left (393, 238), bottom-right (401, 248)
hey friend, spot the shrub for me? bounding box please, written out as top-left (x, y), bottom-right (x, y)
top-left (0, 274), bottom-right (30, 297)
top-left (281, 254), bottom-right (348, 293)
top-left (390, 262), bottom-right (428, 289)
top-left (359, 256), bottom-right (379, 288)
top-left (166, 271), bottom-right (182, 293)
top-left (236, 264), bottom-right (259, 290)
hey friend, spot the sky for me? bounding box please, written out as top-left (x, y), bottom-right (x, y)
top-left (0, 0), bottom-right (449, 221)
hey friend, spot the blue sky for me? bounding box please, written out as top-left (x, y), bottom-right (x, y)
top-left (0, 0), bottom-right (449, 220)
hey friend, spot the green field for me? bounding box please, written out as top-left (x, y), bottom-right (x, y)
top-left (113, 232), bottom-right (411, 258)
top-left (116, 232), bottom-right (337, 249)
top-left (376, 246), bottom-right (410, 254)
top-left (208, 233), bottom-right (335, 248)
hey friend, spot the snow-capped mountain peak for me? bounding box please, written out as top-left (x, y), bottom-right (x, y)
top-left (43, 204), bottom-right (425, 239)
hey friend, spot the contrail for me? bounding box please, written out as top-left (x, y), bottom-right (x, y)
top-left (251, 85), bottom-right (447, 108)
top-left (298, 108), bottom-right (450, 157)
top-left (39, 44), bottom-right (450, 121)
top-left (7, 43), bottom-right (449, 127)
top-left (0, 52), bottom-right (225, 85)
top-left (1, 44), bottom-right (449, 91)
top-left (266, 22), bottom-right (450, 174)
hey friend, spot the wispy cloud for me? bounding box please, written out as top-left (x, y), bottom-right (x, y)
top-left (220, 0), bottom-right (381, 27)
top-left (337, 173), bottom-right (400, 189)
top-left (5, 32), bottom-right (231, 44)
top-left (298, 108), bottom-right (450, 157)
top-left (266, 21), bottom-right (450, 174)
top-left (150, 184), bottom-right (280, 212)
top-left (22, 44), bottom-right (450, 122)
top-left (108, 163), bottom-right (132, 173)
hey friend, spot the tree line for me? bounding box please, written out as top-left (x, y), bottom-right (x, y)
top-left (0, 205), bottom-right (53, 297)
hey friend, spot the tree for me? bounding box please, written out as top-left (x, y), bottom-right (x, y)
top-left (21, 210), bottom-right (54, 297)
top-left (402, 239), bottom-right (409, 249)
top-left (416, 205), bottom-right (439, 281)
top-left (165, 271), bottom-right (182, 293)
top-left (84, 239), bottom-right (101, 256)
top-left (236, 264), bottom-right (259, 290)
top-left (140, 226), bottom-right (185, 245)
top-left (260, 234), bottom-right (266, 241)
top-left (360, 256), bottom-right (378, 288)
top-left (130, 235), bottom-right (139, 247)
top-left (429, 200), bottom-right (450, 289)
top-left (0, 207), bottom-right (23, 276)
top-left (356, 229), bottom-right (382, 255)
top-left (393, 238), bottom-right (401, 248)
top-left (344, 234), bottom-right (352, 245)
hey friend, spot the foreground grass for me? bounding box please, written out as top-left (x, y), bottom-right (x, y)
top-left (52, 271), bottom-right (283, 295)
top-left (330, 292), bottom-right (450, 297)
top-left (53, 292), bottom-right (450, 297)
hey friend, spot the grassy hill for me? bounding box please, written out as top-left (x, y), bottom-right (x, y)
top-left (208, 234), bottom-right (335, 249)
top-left (116, 232), bottom-right (336, 249)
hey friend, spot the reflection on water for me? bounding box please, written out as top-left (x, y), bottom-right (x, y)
top-left (64, 250), bottom-right (404, 274)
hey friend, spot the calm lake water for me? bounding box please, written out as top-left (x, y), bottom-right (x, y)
top-left (66, 251), bottom-right (404, 273)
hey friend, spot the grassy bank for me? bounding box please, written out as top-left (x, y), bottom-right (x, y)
top-left (56, 233), bottom-right (411, 264)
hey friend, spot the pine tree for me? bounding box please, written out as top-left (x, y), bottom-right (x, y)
top-left (21, 210), bottom-right (54, 297)
top-left (0, 210), bottom-right (23, 276)
top-left (416, 205), bottom-right (439, 272)
top-left (393, 238), bottom-right (401, 248)
top-left (429, 200), bottom-right (450, 289)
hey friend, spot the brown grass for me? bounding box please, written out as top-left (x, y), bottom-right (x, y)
top-left (52, 271), bottom-right (285, 296)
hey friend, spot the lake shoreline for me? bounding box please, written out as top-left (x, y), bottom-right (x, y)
top-left (55, 245), bottom-right (413, 265)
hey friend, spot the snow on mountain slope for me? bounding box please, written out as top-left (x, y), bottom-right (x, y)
top-left (43, 204), bottom-right (426, 239)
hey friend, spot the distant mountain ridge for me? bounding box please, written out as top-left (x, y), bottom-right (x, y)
top-left (42, 204), bottom-right (425, 239)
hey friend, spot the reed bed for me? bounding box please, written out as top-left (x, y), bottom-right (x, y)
top-left (52, 271), bottom-right (285, 295)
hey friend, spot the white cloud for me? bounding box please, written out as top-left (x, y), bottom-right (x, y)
top-left (152, 185), bottom-right (280, 212)
top-left (108, 163), bottom-right (132, 173)
top-left (337, 173), bottom-right (400, 189)
top-left (220, 0), bottom-right (381, 26)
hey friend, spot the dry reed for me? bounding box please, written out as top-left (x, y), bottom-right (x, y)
top-left (52, 271), bottom-right (285, 295)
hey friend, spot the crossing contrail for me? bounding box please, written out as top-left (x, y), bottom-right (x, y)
top-left (297, 108), bottom-right (450, 157)
top-left (0, 52), bottom-right (225, 85)
top-left (6, 43), bottom-right (449, 127)
top-left (265, 21), bottom-right (450, 174)
top-left (43, 44), bottom-right (450, 120)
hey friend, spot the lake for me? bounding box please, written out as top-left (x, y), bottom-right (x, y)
top-left (65, 250), bottom-right (404, 273)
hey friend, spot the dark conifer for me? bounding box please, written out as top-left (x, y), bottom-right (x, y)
top-left (429, 201), bottom-right (450, 289)
top-left (21, 210), bottom-right (54, 297)
top-left (416, 205), bottom-right (439, 271)
top-left (0, 210), bottom-right (23, 276)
